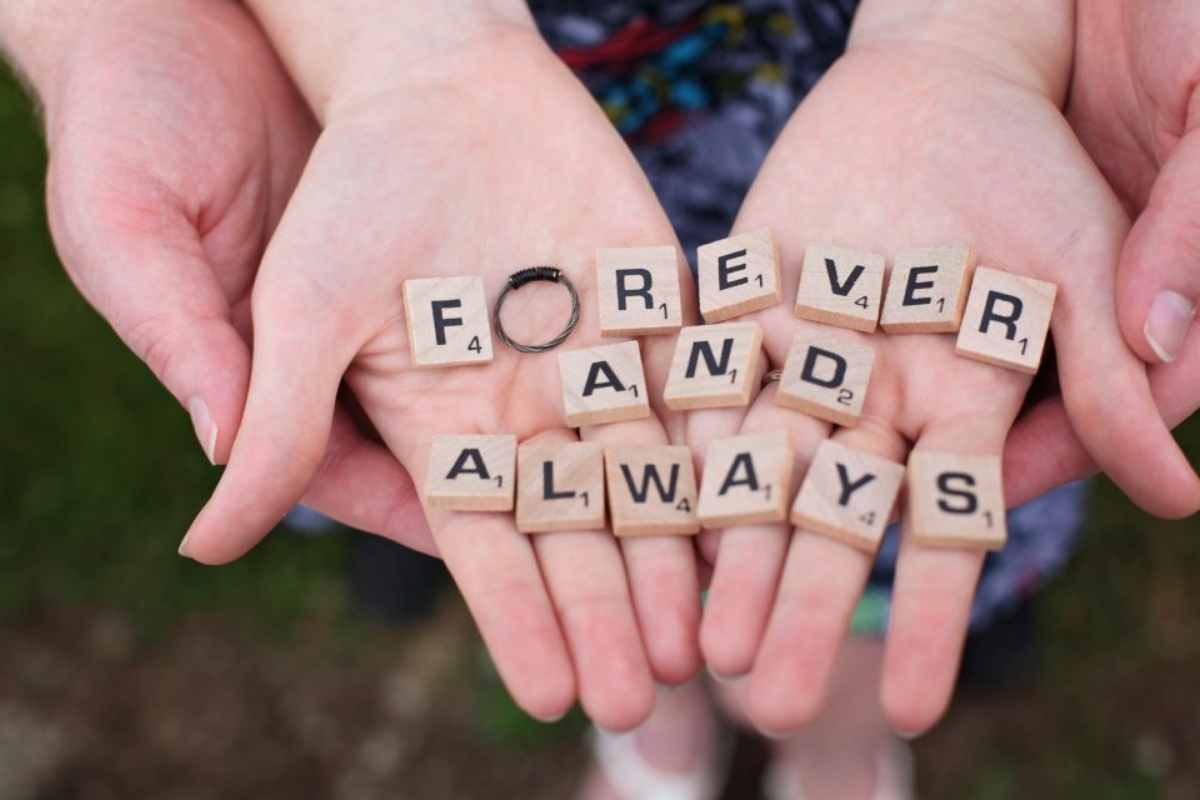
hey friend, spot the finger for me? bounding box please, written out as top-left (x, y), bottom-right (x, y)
top-left (1053, 259), bottom-right (1200, 517)
top-left (880, 413), bottom-right (1012, 737)
top-left (179, 280), bottom-right (364, 563)
top-left (378, 420), bottom-right (578, 722)
top-left (746, 416), bottom-right (907, 735)
top-left (45, 181), bottom-right (250, 466)
top-left (1116, 129), bottom-right (1200, 364)
top-left (699, 384), bottom-right (831, 680)
top-left (581, 415), bottom-right (704, 687)
top-left (299, 405), bottom-right (437, 556)
top-left (1005, 324), bottom-right (1200, 506)
top-left (524, 431), bottom-right (655, 731)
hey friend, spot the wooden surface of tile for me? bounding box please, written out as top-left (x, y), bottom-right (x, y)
top-left (425, 434), bottom-right (516, 511)
top-left (403, 276), bottom-right (494, 367)
top-left (663, 322), bottom-right (764, 410)
top-left (558, 340), bottom-right (651, 427)
top-left (790, 439), bottom-right (905, 552)
top-left (697, 228), bottom-right (783, 322)
top-left (880, 245), bottom-right (976, 333)
top-left (515, 441), bottom-right (606, 533)
top-left (596, 246), bottom-right (684, 336)
top-left (697, 433), bottom-right (794, 528)
top-left (955, 266), bottom-right (1057, 374)
top-left (906, 450), bottom-right (1006, 550)
top-left (793, 244), bottom-right (885, 332)
top-left (775, 329), bottom-right (875, 426)
top-left (605, 445), bottom-right (699, 536)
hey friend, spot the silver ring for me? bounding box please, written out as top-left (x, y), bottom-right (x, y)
top-left (493, 267), bottom-right (581, 354)
top-left (762, 368), bottom-right (783, 387)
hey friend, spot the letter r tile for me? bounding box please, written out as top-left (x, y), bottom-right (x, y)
top-left (425, 434), bottom-right (516, 511)
top-left (403, 276), bottom-right (494, 367)
top-left (597, 246), bottom-right (684, 336)
top-left (791, 439), bottom-right (905, 553)
top-left (955, 266), bottom-right (1056, 374)
top-left (775, 329), bottom-right (875, 426)
top-left (558, 340), bottom-right (651, 427)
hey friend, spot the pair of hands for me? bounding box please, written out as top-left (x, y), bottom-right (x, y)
top-left (8, 0), bottom-right (1199, 736)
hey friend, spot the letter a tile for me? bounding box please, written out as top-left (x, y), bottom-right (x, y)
top-left (516, 441), bottom-right (606, 533)
top-left (558, 340), bottom-right (650, 427)
top-left (597, 246), bottom-right (684, 336)
top-left (697, 433), bottom-right (794, 528)
top-left (775, 329), bottom-right (875, 426)
top-left (697, 229), bottom-right (782, 323)
top-left (955, 266), bottom-right (1056, 374)
top-left (403, 276), bottom-right (494, 367)
top-left (663, 322), bottom-right (764, 410)
top-left (794, 244), bottom-right (885, 332)
top-left (605, 445), bottom-right (699, 537)
top-left (880, 245), bottom-right (976, 333)
top-left (791, 439), bottom-right (905, 552)
top-left (906, 450), bottom-right (1006, 550)
top-left (425, 434), bottom-right (516, 511)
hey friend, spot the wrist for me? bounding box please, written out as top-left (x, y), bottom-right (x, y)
top-left (242, 0), bottom-right (540, 124)
top-left (848, 0), bottom-right (1074, 102)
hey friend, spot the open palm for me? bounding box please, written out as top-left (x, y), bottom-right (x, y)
top-left (692, 36), bottom-right (1200, 736)
top-left (181, 30), bottom-right (702, 729)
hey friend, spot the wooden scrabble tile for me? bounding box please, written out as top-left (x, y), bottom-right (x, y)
top-left (403, 276), bottom-right (494, 367)
top-left (596, 246), bottom-right (684, 336)
top-left (793, 244), bottom-right (885, 332)
top-left (663, 322), bottom-right (764, 410)
top-left (515, 441), bottom-right (606, 533)
top-left (775, 329), bottom-right (875, 427)
top-left (558, 340), bottom-right (651, 427)
top-left (790, 439), bottom-right (905, 552)
top-left (880, 245), bottom-right (977, 333)
top-left (955, 267), bottom-right (1057, 374)
top-left (605, 445), bottom-right (699, 536)
top-left (906, 450), bottom-right (1006, 550)
top-left (697, 229), bottom-right (782, 323)
top-left (697, 433), bottom-right (794, 528)
top-left (425, 434), bottom-right (516, 511)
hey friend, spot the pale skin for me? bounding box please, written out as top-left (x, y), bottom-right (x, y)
top-left (4, 0), bottom-right (1199, 743)
top-left (0, 0), bottom-right (435, 554)
top-left (694, 0), bottom-right (1200, 736)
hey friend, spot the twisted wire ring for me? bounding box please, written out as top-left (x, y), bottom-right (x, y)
top-left (493, 266), bottom-right (581, 354)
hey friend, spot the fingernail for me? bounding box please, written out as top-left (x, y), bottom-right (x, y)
top-left (187, 396), bottom-right (218, 464)
top-left (1144, 290), bottom-right (1195, 363)
top-left (177, 530), bottom-right (194, 559)
top-left (531, 710), bottom-right (567, 724)
top-left (895, 728), bottom-right (923, 741)
top-left (706, 665), bottom-right (746, 685)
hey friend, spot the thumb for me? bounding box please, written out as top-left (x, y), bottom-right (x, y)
top-left (46, 179), bottom-right (250, 465)
top-left (1117, 127), bottom-right (1200, 364)
top-left (178, 277), bottom-right (363, 564)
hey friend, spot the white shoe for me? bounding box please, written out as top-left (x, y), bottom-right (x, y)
top-left (762, 737), bottom-right (915, 800)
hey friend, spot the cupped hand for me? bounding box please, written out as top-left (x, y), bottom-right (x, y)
top-left (180, 29), bottom-right (703, 728)
top-left (694, 18), bottom-right (1200, 739)
top-left (32, 0), bottom-right (431, 550)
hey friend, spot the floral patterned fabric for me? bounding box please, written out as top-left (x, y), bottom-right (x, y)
top-left (532, 0), bottom-right (1086, 634)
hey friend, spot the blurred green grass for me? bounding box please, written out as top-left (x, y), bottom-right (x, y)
top-left (2, 61), bottom-right (1199, 799)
